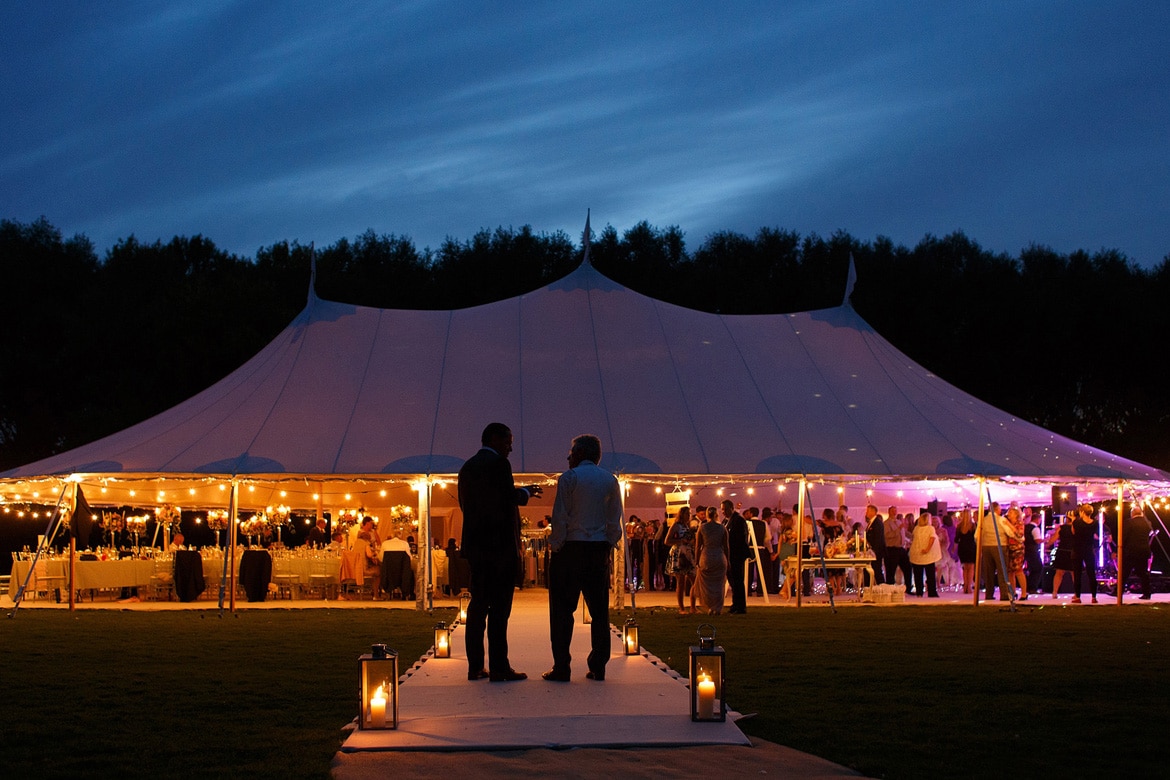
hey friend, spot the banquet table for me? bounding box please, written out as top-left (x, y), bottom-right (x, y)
top-left (9, 557), bottom-right (157, 599)
top-left (784, 555), bottom-right (878, 599)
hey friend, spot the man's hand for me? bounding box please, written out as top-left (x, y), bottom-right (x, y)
top-left (526, 484), bottom-right (544, 497)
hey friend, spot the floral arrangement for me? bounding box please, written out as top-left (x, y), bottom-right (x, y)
top-left (239, 513), bottom-right (270, 539)
top-left (102, 510), bottom-right (123, 527)
top-left (336, 508), bottom-right (362, 531)
top-left (266, 504), bottom-right (291, 527)
top-left (206, 509), bottom-right (230, 531)
top-left (387, 504), bottom-right (415, 537)
top-left (155, 504), bottom-right (181, 527)
top-left (125, 515), bottom-right (149, 536)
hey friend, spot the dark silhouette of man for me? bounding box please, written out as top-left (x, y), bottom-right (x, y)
top-left (722, 499), bottom-right (750, 613)
top-left (457, 422), bottom-right (540, 682)
top-left (543, 434), bottom-right (622, 682)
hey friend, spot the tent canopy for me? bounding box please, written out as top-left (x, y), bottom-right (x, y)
top-left (3, 255), bottom-right (1166, 512)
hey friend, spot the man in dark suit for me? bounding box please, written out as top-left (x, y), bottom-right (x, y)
top-left (305, 518), bottom-right (328, 548)
top-left (458, 422), bottom-right (541, 682)
top-left (722, 500), bottom-right (750, 613)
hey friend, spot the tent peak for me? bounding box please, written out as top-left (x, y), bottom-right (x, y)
top-left (842, 252), bottom-right (857, 308)
top-left (580, 209), bottom-right (592, 268)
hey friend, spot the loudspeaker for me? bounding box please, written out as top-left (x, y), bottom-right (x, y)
top-left (926, 500), bottom-right (947, 517)
top-left (1051, 486), bottom-right (1076, 516)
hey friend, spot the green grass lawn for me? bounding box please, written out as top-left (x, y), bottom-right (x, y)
top-left (2, 604), bottom-right (1166, 778)
top-left (627, 603), bottom-right (1170, 779)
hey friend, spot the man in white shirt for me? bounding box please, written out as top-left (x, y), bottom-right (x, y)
top-left (979, 502), bottom-right (1019, 601)
top-left (543, 434), bottom-right (623, 682)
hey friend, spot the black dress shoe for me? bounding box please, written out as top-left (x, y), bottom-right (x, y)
top-left (489, 669), bottom-right (528, 682)
top-left (542, 668), bottom-right (571, 682)
top-left (468, 668), bottom-right (489, 680)
top-left (585, 670), bottom-right (605, 681)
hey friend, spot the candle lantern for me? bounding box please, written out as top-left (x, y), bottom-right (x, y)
top-left (458, 590), bottom-right (471, 624)
top-left (622, 617), bottom-right (640, 656)
top-left (433, 622), bottom-right (452, 658)
top-left (689, 623), bottom-right (726, 722)
top-left (359, 644), bottom-right (399, 729)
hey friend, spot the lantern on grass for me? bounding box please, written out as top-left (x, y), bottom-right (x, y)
top-left (689, 623), bottom-right (726, 722)
top-left (359, 645), bottom-right (398, 729)
top-left (433, 622), bottom-right (452, 658)
top-left (458, 590), bottom-right (471, 624)
top-left (622, 617), bottom-right (640, 656)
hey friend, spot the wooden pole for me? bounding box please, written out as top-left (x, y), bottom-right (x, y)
top-left (972, 479), bottom-right (986, 607)
top-left (1116, 482), bottom-right (1125, 606)
top-left (796, 479), bottom-right (806, 608)
top-left (229, 481), bottom-right (239, 613)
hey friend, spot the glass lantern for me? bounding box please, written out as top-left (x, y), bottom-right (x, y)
top-left (458, 590), bottom-right (471, 624)
top-left (622, 617), bottom-right (639, 656)
top-left (359, 645), bottom-right (399, 730)
top-left (433, 621), bottom-right (452, 658)
top-left (689, 623), bottom-right (725, 722)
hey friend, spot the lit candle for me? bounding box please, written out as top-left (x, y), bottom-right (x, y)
top-left (438, 634), bottom-right (449, 655)
top-left (369, 685), bottom-right (387, 728)
top-left (697, 673), bottom-right (716, 720)
top-left (626, 634), bottom-right (637, 654)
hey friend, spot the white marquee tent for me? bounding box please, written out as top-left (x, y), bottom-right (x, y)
top-left (4, 244), bottom-right (1168, 584)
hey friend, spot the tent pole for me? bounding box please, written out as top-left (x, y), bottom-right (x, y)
top-left (796, 479), bottom-right (806, 608)
top-left (1116, 482), bottom-right (1125, 606)
top-left (973, 479), bottom-right (985, 607)
top-left (614, 480), bottom-right (627, 612)
top-left (416, 478), bottom-right (431, 612)
top-left (8, 481), bottom-right (72, 618)
top-left (229, 481), bottom-right (239, 614)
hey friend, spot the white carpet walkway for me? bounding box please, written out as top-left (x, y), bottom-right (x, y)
top-left (340, 591), bottom-right (750, 753)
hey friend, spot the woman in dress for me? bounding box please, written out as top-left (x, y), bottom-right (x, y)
top-left (1047, 513), bottom-right (1077, 597)
top-left (695, 505), bottom-right (729, 614)
top-left (954, 510), bottom-right (977, 594)
top-left (665, 506), bottom-right (698, 614)
top-left (1006, 507), bottom-right (1029, 600)
top-left (908, 513), bottom-right (941, 597)
top-left (772, 513), bottom-right (799, 600)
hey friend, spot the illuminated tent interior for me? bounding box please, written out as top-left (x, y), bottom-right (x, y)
top-left (4, 246), bottom-right (1168, 555)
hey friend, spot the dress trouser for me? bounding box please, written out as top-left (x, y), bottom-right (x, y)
top-left (1118, 548), bottom-right (1151, 597)
top-left (549, 541), bottom-right (612, 676)
top-left (465, 554), bottom-right (517, 675)
top-left (726, 556), bottom-right (748, 611)
top-left (981, 545), bottom-right (1011, 600)
top-left (1072, 547), bottom-right (1098, 598)
top-left (911, 563), bottom-right (938, 596)
top-left (884, 547), bottom-right (911, 590)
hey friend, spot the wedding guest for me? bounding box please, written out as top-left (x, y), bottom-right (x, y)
top-left (1047, 513), bottom-right (1077, 597)
top-left (696, 505), bottom-right (729, 615)
top-left (544, 433), bottom-right (622, 683)
top-left (883, 509), bottom-right (911, 593)
top-left (665, 506), bottom-right (697, 614)
top-left (908, 513), bottom-right (941, 597)
top-left (955, 510), bottom-right (977, 594)
top-left (1022, 508), bottom-right (1044, 595)
top-left (305, 518), bottom-right (328, 548)
top-left (1071, 503), bottom-right (1099, 604)
top-left (1118, 506), bottom-right (1153, 600)
top-left (1007, 507), bottom-right (1029, 600)
top-left (864, 505), bottom-right (886, 585)
top-left (979, 502), bottom-right (1018, 601)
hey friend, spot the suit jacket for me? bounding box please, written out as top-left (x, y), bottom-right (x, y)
top-left (727, 511), bottom-right (751, 563)
top-left (458, 447), bottom-right (530, 561)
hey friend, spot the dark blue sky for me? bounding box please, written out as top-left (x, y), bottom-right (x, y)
top-left (3, 1), bottom-right (1168, 264)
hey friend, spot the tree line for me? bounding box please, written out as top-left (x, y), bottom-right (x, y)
top-left (2, 216), bottom-right (1168, 472)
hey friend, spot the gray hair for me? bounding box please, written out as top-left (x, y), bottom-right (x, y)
top-left (572, 434), bottom-right (602, 463)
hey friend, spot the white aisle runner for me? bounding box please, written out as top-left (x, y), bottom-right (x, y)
top-left (340, 593), bottom-right (750, 752)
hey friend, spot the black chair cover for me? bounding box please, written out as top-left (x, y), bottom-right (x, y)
top-left (239, 549), bottom-right (272, 602)
top-left (174, 550), bottom-right (206, 602)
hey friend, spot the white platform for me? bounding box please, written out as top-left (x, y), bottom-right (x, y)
top-left (340, 593), bottom-right (750, 752)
